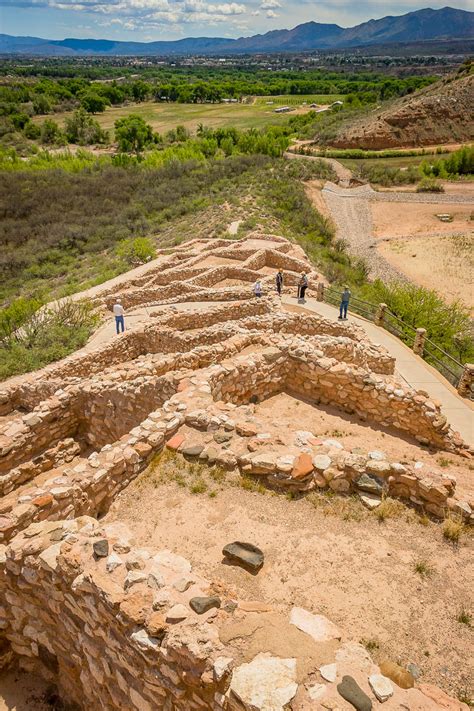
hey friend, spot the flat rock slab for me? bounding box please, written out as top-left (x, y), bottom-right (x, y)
top-left (222, 541), bottom-right (264, 573)
top-left (229, 652), bottom-right (297, 711)
top-left (290, 607), bottom-right (342, 643)
top-left (337, 675), bottom-right (372, 711)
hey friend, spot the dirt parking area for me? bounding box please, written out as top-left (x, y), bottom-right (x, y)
top-left (371, 202), bottom-right (473, 240)
top-left (107, 447), bottom-right (473, 700)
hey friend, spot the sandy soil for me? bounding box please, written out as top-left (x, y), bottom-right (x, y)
top-left (378, 234), bottom-right (474, 310)
top-left (377, 182), bottom-right (474, 196)
top-left (107, 445), bottom-right (473, 698)
top-left (371, 202), bottom-right (473, 240)
top-left (305, 181), bottom-right (333, 220)
top-left (193, 256), bottom-right (240, 268)
top-left (0, 669), bottom-right (53, 711)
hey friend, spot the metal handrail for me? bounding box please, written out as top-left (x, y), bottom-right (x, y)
top-left (320, 284), bottom-right (468, 389)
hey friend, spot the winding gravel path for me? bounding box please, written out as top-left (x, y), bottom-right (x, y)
top-left (321, 182), bottom-right (405, 281)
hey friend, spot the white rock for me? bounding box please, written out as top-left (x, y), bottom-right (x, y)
top-left (369, 674), bottom-right (394, 702)
top-left (368, 450), bottom-right (386, 461)
top-left (323, 439), bottom-right (344, 449)
top-left (213, 656), bottom-right (234, 682)
top-left (130, 629), bottom-right (161, 651)
top-left (319, 663), bottom-right (337, 682)
top-left (289, 607), bottom-right (341, 643)
top-left (106, 553), bottom-right (123, 573)
top-left (359, 493), bottom-right (382, 510)
top-left (312, 454), bottom-right (332, 472)
top-left (229, 653), bottom-right (297, 711)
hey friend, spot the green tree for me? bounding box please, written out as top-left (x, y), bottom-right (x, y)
top-left (114, 114), bottom-right (154, 153)
top-left (65, 108), bottom-right (109, 145)
top-left (80, 91), bottom-right (109, 114)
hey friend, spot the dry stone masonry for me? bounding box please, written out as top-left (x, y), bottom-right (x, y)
top-left (0, 233), bottom-right (471, 710)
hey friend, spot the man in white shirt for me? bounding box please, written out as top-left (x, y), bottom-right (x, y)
top-left (113, 299), bottom-right (125, 334)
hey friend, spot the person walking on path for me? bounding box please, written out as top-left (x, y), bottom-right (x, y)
top-left (297, 273), bottom-right (308, 303)
top-left (276, 270), bottom-right (284, 297)
top-left (338, 286), bottom-right (351, 320)
top-left (254, 279), bottom-right (263, 298)
top-left (113, 299), bottom-right (125, 334)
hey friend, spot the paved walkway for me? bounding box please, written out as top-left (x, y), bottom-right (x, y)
top-left (282, 295), bottom-right (473, 446)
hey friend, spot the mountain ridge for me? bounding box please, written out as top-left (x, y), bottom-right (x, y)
top-left (1, 7), bottom-right (473, 56)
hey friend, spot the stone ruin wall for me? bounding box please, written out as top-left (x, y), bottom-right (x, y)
top-left (0, 234), bottom-right (471, 711)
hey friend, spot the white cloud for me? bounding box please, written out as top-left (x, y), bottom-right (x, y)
top-left (260, 0), bottom-right (280, 8)
top-left (265, 8), bottom-right (277, 17)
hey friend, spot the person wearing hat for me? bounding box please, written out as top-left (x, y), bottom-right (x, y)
top-left (339, 286), bottom-right (351, 320)
top-left (113, 298), bottom-right (125, 334)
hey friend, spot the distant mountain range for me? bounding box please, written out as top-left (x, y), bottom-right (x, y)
top-left (1, 7), bottom-right (473, 56)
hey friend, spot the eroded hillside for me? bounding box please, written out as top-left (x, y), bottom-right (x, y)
top-left (331, 71), bottom-right (474, 149)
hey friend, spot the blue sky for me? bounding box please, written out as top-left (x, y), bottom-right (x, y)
top-left (1, 0), bottom-right (471, 41)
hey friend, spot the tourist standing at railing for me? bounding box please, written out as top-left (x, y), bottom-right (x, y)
top-left (297, 273), bottom-right (308, 303)
top-left (113, 299), bottom-right (125, 334)
top-left (338, 286), bottom-right (351, 320)
top-left (276, 270), bottom-right (284, 296)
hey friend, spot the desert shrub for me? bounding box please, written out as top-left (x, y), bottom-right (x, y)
top-left (0, 298), bottom-right (98, 380)
top-left (355, 164), bottom-right (420, 186)
top-left (40, 118), bottom-right (66, 145)
top-left (116, 236), bottom-right (156, 266)
top-left (416, 177), bottom-right (445, 193)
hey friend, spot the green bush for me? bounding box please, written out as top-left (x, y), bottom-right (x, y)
top-left (0, 298), bottom-right (98, 380)
top-left (116, 237), bottom-right (157, 266)
top-left (416, 177), bottom-right (445, 193)
top-left (65, 109), bottom-right (109, 146)
top-left (115, 114), bottom-right (155, 154)
top-left (361, 281), bottom-right (474, 363)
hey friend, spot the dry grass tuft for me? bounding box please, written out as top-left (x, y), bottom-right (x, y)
top-left (442, 517), bottom-right (464, 544)
top-left (375, 497), bottom-right (406, 522)
top-left (414, 558), bottom-right (435, 578)
top-left (457, 608), bottom-right (472, 627)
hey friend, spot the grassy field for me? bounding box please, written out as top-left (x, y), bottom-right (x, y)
top-left (339, 152), bottom-right (453, 170)
top-left (34, 96), bottom-right (342, 137)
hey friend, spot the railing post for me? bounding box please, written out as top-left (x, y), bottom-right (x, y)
top-left (413, 328), bottom-right (427, 356)
top-left (375, 303), bottom-right (387, 327)
top-left (317, 282), bottom-right (325, 302)
top-left (457, 363), bottom-right (474, 398)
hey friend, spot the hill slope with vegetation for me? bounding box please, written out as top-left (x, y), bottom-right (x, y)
top-left (328, 64), bottom-right (474, 149)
